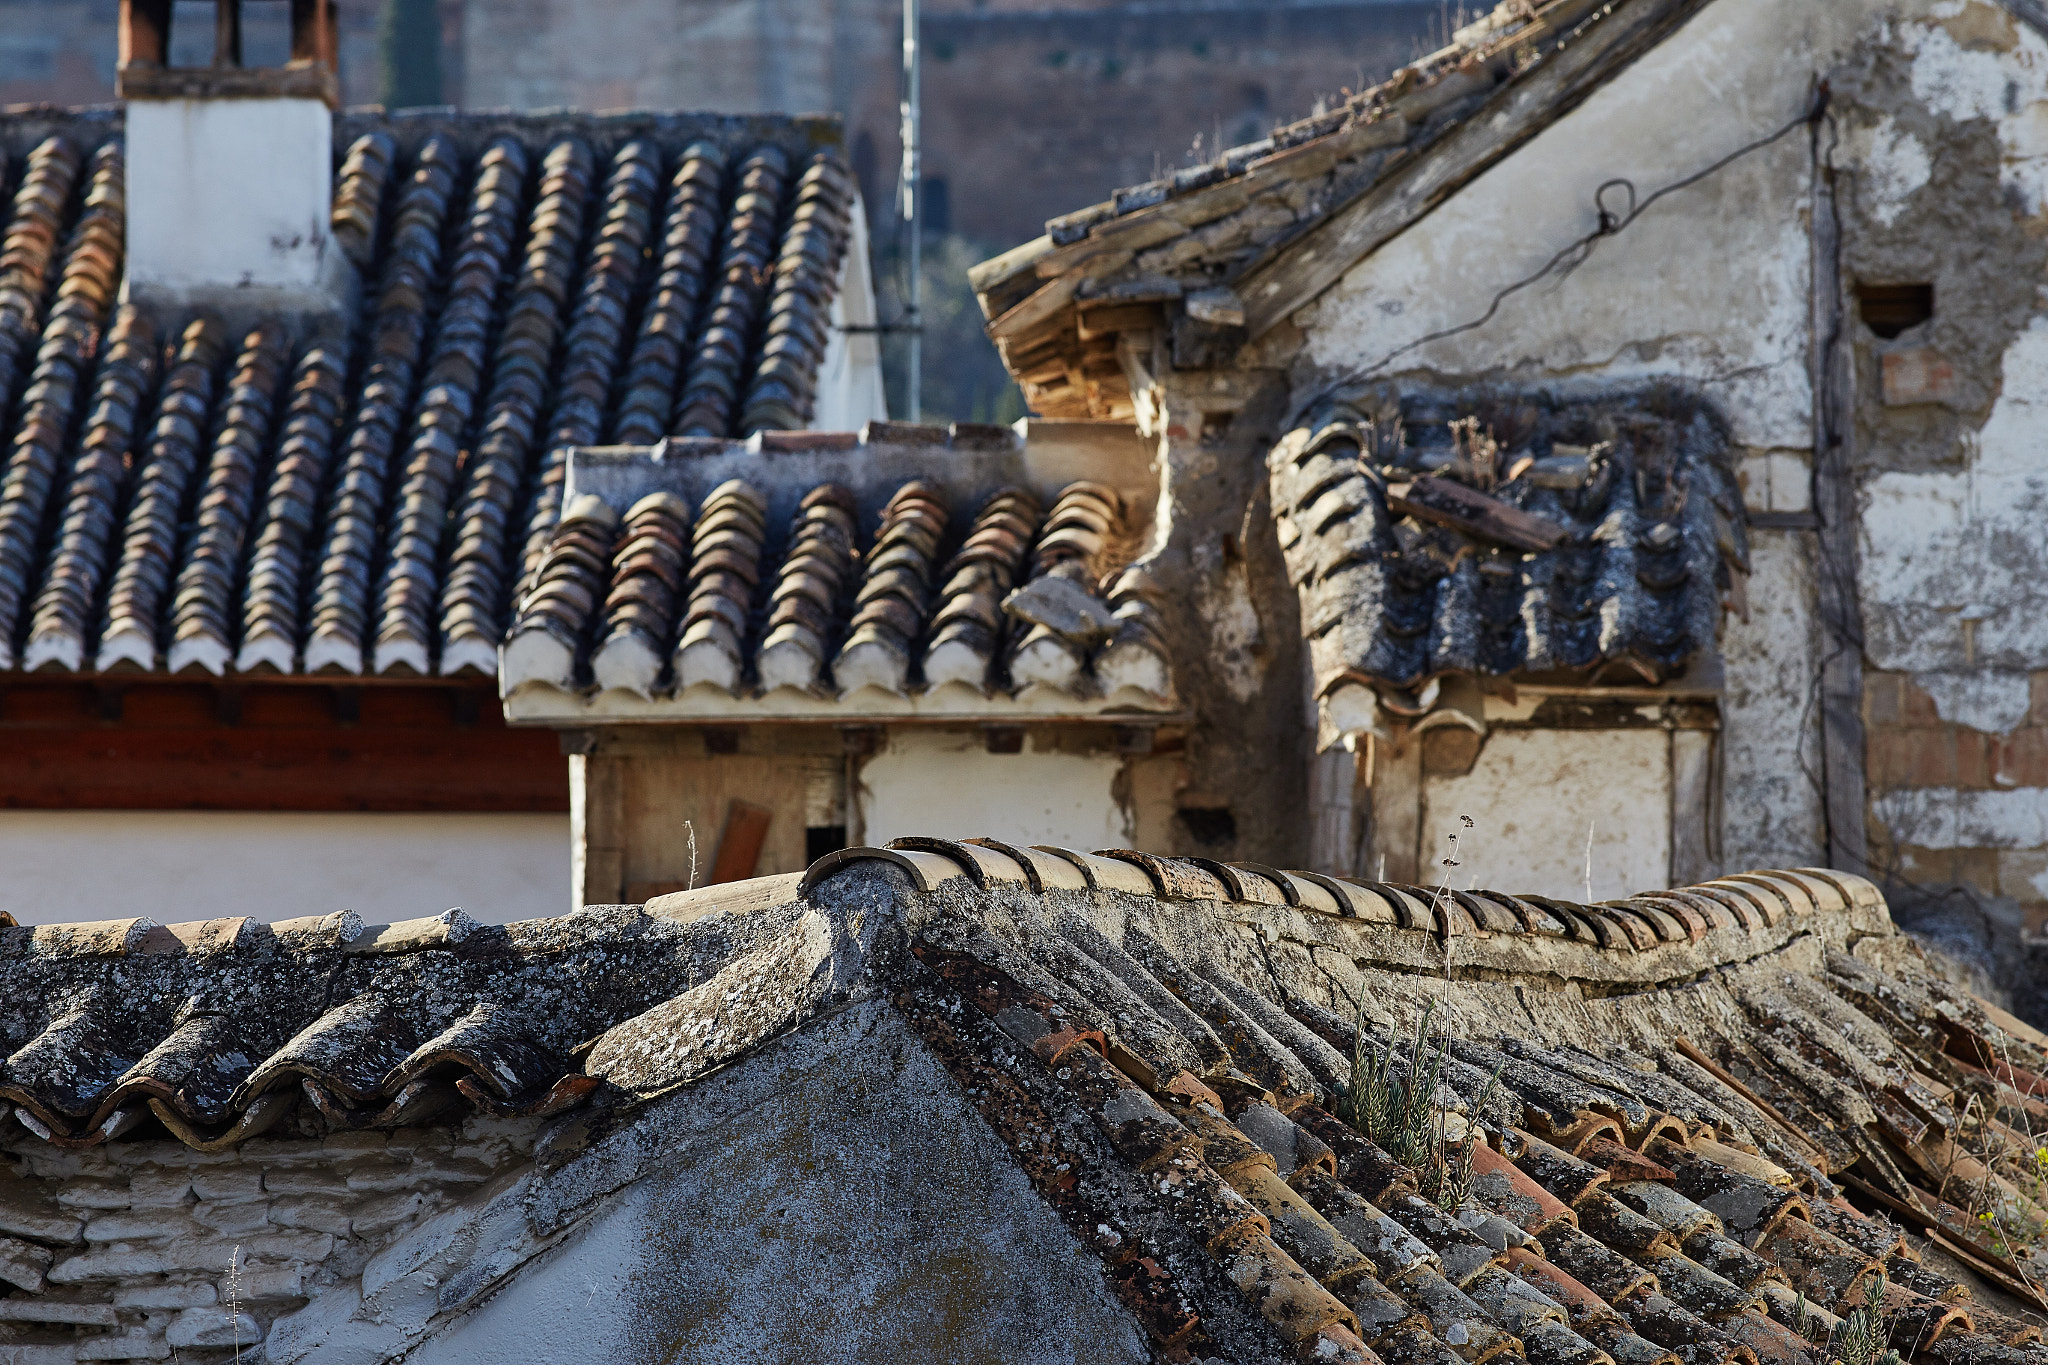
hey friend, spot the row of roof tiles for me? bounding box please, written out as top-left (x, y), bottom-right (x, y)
top-left (0, 116), bottom-right (857, 680)
top-left (0, 844), bottom-right (1872, 1156)
top-left (1270, 393), bottom-right (1748, 709)
top-left (500, 476), bottom-right (1174, 707)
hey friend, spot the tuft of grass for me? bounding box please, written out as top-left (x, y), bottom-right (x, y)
top-left (1825, 1269), bottom-right (1896, 1365)
top-left (1340, 997), bottom-right (1501, 1210)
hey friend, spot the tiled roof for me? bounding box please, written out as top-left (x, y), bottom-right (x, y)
top-left (497, 423), bottom-right (1177, 719)
top-left (0, 109), bottom-right (858, 680)
top-left (3, 845), bottom-right (2046, 1362)
top-left (969, 0), bottom-right (1697, 418)
top-left (1271, 391), bottom-right (1749, 729)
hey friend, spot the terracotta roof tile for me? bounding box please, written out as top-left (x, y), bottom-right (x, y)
top-left (502, 453), bottom-right (1174, 709)
top-left (0, 112), bottom-right (857, 680)
top-left (5, 853), bottom-right (2048, 1359)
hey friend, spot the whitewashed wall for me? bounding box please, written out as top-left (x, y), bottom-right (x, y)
top-left (858, 730), bottom-right (1133, 851)
top-left (1419, 729), bottom-right (1673, 903)
top-left (1289, 0), bottom-right (1965, 877)
top-left (812, 199), bottom-right (891, 431)
top-left (0, 812), bottom-right (570, 926)
top-left (125, 96), bottom-right (344, 311)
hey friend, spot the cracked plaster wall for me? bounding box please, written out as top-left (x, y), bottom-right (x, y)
top-left (1285, 0), bottom-right (1854, 880)
top-left (1276, 0), bottom-right (2048, 941)
top-left (1830, 0), bottom-right (2048, 981)
top-left (1133, 373), bottom-right (1318, 869)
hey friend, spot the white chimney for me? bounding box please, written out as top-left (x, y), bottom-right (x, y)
top-left (117, 0), bottom-right (352, 316)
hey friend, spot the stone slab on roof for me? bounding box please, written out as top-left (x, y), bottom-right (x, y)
top-left (0, 107), bottom-right (857, 682)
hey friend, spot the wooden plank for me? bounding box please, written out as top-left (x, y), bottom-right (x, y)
top-left (0, 723), bottom-right (566, 811)
top-left (711, 800), bottom-right (775, 884)
top-left (985, 273), bottom-right (1077, 341)
top-left (1307, 746), bottom-right (1360, 875)
top-left (1389, 476), bottom-right (1569, 551)
top-left (1811, 120), bottom-right (1870, 875)
top-left (1075, 302), bottom-right (1162, 340)
top-left (1235, 0), bottom-right (1713, 337)
top-left (1669, 728), bottom-right (1715, 886)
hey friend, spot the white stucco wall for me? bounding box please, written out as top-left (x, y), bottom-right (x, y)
top-left (1420, 729), bottom-right (1673, 903)
top-left (858, 730), bottom-right (1131, 851)
top-left (812, 199), bottom-right (891, 430)
top-left (124, 96), bottom-right (335, 301)
top-left (1289, 0), bottom-right (1915, 877)
top-left (0, 812), bottom-right (569, 926)
top-left (1294, 0), bottom-right (1872, 450)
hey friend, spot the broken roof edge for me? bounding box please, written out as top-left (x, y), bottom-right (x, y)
top-left (970, 0), bottom-right (1724, 421)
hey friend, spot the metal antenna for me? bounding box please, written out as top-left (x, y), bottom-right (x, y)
top-left (899, 0), bottom-right (922, 421)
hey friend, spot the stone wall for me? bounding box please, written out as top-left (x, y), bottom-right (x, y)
top-left (0, 1118), bottom-right (538, 1363)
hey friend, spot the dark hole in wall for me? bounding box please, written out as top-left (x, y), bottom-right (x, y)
top-left (806, 825), bottom-right (847, 861)
top-left (1177, 806), bottom-right (1237, 847)
top-left (1856, 282), bottom-right (1934, 339)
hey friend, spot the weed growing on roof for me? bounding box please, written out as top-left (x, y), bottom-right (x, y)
top-left (1340, 996), bottom-right (1501, 1210)
top-left (1424, 815), bottom-right (1473, 933)
top-left (1824, 1269), bottom-right (1897, 1365)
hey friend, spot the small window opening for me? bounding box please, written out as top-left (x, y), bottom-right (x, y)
top-left (1177, 806), bottom-right (1237, 847)
top-left (1856, 282), bottom-right (1934, 339)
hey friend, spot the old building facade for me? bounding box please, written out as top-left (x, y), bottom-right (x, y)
top-left (0, 0), bottom-right (886, 922)
top-left (970, 0), bottom-right (2048, 986)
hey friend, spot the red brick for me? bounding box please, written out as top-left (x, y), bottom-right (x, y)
top-left (1881, 348), bottom-right (1959, 407)
top-left (1869, 726), bottom-right (1956, 789)
top-left (2032, 672), bottom-right (2048, 728)
top-left (1894, 846), bottom-right (1955, 885)
top-left (1993, 729), bottom-right (2048, 788)
top-left (1957, 730), bottom-right (1994, 789)
top-left (1955, 848), bottom-right (1999, 896)
top-left (1901, 679), bottom-right (1942, 723)
top-left (1864, 674), bottom-right (1902, 726)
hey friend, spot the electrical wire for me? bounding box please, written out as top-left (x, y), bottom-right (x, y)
top-left (1318, 81), bottom-right (1833, 392)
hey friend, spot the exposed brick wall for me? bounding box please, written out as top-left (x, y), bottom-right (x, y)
top-left (1865, 669), bottom-right (2048, 929)
top-left (0, 1119), bottom-right (537, 1362)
